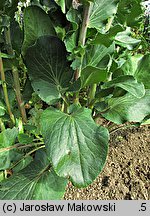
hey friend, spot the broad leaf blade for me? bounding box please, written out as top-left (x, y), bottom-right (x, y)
top-left (135, 54), bottom-right (150, 89)
top-left (22, 6), bottom-right (55, 54)
top-left (102, 90), bottom-right (150, 124)
top-left (103, 75), bottom-right (145, 98)
top-left (89, 0), bottom-right (118, 30)
top-left (25, 36), bottom-right (73, 104)
top-left (0, 150), bottom-right (67, 200)
top-left (81, 66), bottom-right (107, 87)
top-left (83, 44), bottom-right (114, 68)
top-left (41, 108), bottom-right (109, 187)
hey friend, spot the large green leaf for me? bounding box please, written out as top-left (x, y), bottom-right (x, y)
top-left (115, 28), bottom-right (141, 50)
top-left (117, 54), bottom-right (150, 89)
top-left (81, 66), bottom-right (107, 87)
top-left (0, 128), bottom-right (18, 170)
top-left (22, 6), bottom-right (55, 54)
top-left (103, 75), bottom-right (145, 98)
top-left (25, 36), bottom-right (73, 104)
top-left (102, 90), bottom-right (150, 124)
top-left (40, 107), bottom-right (109, 187)
top-left (119, 54), bottom-right (143, 76)
top-left (82, 44), bottom-right (114, 68)
top-left (117, 0), bottom-right (142, 27)
top-left (0, 150), bottom-right (67, 200)
top-left (135, 54), bottom-right (150, 89)
top-left (89, 0), bottom-right (119, 30)
top-left (93, 24), bottom-right (124, 47)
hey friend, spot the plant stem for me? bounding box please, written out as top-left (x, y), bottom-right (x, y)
top-left (78, 1), bottom-right (93, 77)
top-left (0, 52), bottom-right (15, 125)
top-left (4, 27), bottom-right (13, 55)
top-left (10, 145), bottom-right (45, 169)
top-left (88, 83), bottom-right (97, 108)
top-left (0, 142), bottom-right (44, 153)
top-left (12, 66), bottom-right (27, 123)
top-left (4, 27), bottom-right (27, 123)
top-left (74, 2), bottom-right (93, 103)
top-left (109, 124), bottom-right (136, 134)
top-left (0, 118), bottom-right (5, 131)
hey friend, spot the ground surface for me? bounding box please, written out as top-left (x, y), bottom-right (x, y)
top-left (64, 125), bottom-right (150, 200)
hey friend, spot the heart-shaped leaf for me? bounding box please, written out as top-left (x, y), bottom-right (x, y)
top-left (40, 107), bottom-right (109, 187)
top-left (25, 36), bottom-right (73, 104)
top-left (0, 150), bottom-right (67, 200)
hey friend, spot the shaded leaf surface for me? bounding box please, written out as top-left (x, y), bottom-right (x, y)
top-left (0, 150), bottom-right (67, 200)
top-left (22, 6), bottom-right (55, 54)
top-left (41, 108), bottom-right (109, 187)
top-left (0, 128), bottom-right (18, 170)
top-left (25, 36), bottom-right (73, 104)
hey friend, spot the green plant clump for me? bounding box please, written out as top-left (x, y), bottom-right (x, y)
top-left (0, 0), bottom-right (149, 199)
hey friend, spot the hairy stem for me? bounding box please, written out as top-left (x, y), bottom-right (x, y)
top-left (0, 52), bottom-right (15, 125)
top-left (4, 27), bottom-right (27, 123)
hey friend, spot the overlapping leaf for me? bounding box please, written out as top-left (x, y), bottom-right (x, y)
top-left (89, 0), bottom-right (119, 30)
top-left (22, 6), bottom-right (55, 54)
top-left (41, 107), bottom-right (109, 187)
top-left (25, 36), bottom-right (73, 104)
top-left (103, 75), bottom-right (145, 98)
top-left (0, 128), bottom-right (18, 170)
top-left (0, 150), bottom-right (67, 200)
top-left (102, 90), bottom-right (150, 124)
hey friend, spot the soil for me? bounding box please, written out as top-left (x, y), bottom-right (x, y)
top-left (64, 125), bottom-right (150, 200)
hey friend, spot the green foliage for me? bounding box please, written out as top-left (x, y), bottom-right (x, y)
top-left (0, 150), bottom-right (67, 199)
top-left (0, 0), bottom-right (149, 200)
top-left (25, 36), bottom-right (73, 104)
top-left (22, 5), bottom-right (55, 54)
top-left (41, 107), bottom-right (109, 187)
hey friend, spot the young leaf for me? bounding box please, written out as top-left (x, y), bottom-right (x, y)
top-left (102, 90), bottom-right (150, 124)
top-left (22, 6), bottom-right (55, 54)
top-left (103, 75), bottom-right (145, 98)
top-left (25, 36), bottom-right (73, 104)
top-left (0, 150), bottom-right (68, 200)
top-left (115, 28), bottom-right (141, 50)
top-left (40, 107), bottom-right (109, 187)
